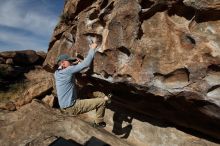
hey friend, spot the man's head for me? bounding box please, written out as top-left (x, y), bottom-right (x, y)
top-left (56, 54), bottom-right (79, 69)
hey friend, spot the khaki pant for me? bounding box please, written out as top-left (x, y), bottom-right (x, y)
top-left (62, 91), bottom-right (107, 123)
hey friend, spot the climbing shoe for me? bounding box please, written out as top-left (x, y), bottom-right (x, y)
top-left (107, 93), bottom-right (112, 104)
top-left (93, 122), bottom-right (106, 128)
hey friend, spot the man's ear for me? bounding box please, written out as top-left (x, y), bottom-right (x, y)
top-left (58, 61), bottom-right (63, 66)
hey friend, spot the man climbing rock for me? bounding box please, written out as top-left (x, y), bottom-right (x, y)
top-left (54, 42), bottom-right (109, 128)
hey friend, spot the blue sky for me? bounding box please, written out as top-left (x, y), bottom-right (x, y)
top-left (0, 0), bottom-right (64, 52)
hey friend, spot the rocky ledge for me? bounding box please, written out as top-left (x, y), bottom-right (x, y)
top-left (0, 100), bottom-right (129, 146)
top-left (1, 100), bottom-right (220, 146)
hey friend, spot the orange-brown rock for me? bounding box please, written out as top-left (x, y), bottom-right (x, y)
top-left (0, 50), bottom-right (47, 80)
top-left (15, 69), bottom-right (54, 108)
top-left (1, 100), bottom-right (220, 146)
top-left (44, 0), bottom-right (220, 140)
top-left (0, 50), bottom-right (47, 66)
top-left (0, 101), bottom-right (16, 111)
top-left (0, 100), bottom-right (130, 146)
top-left (5, 58), bottom-right (13, 65)
top-left (0, 50), bottom-right (39, 65)
top-left (42, 95), bottom-right (55, 107)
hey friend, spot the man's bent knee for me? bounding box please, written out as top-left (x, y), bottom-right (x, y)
top-left (92, 91), bottom-right (106, 98)
top-left (94, 97), bottom-right (107, 107)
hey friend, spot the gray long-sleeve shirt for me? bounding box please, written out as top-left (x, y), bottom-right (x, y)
top-left (54, 48), bottom-right (96, 108)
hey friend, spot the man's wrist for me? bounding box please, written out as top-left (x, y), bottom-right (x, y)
top-left (89, 43), bottom-right (98, 49)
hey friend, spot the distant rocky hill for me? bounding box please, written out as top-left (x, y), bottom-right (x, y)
top-left (0, 50), bottom-right (54, 111)
top-left (0, 50), bottom-right (46, 79)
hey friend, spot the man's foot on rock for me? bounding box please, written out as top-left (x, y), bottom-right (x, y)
top-left (105, 93), bottom-right (112, 104)
top-left (93, 122), bottom-right (106, 128)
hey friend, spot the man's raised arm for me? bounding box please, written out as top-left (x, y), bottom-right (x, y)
top-left (65, 43), bottom-right (98, 74)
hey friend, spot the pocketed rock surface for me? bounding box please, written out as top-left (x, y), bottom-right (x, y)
top-left (43, 0), bottom-right (220, 140)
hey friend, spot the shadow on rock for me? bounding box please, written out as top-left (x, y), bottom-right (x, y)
top-left (112, 112), bottom-right (133, 139)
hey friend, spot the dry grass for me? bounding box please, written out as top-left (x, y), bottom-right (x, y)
top-left (0, 80), bottom-right (27, 103)
top-left (0, 68), bottom-right (53, 103)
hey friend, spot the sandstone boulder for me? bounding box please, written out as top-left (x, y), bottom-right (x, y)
top-left (0, 100), bottom-right (130, 146)
top-left (13, 50), bottom-right (40, 65)
top-left (0, 64), bottom-right (24, 79)
top-left (1, 99), bottom-right (218, 146)
top-left (0, 101), bottom-right (16, 111)
top-left (44, 0), bottom-right (220, 140)
top-left (79, 105), bottom-right (220, 146)
top-left (0, 50), bottom-right (39, 66)
top-left (15, 69), bottom-right (54, 108)
top-left (42, 94), bottom-right (56, 107)
top-left (0, 51), bottom-right (16, 58)
top-left (36, 51), bottom-right (47, 59)
top-left (15, 80), bottom-right (53, 108)
top-left (0, 67), bottom-right (54, 111)
top-left (36, 51), bottom-right (47, 65)
top-left (5, 58), bottom-right (13, 65)
top-left (183, 0), bottom-right (220, 10)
